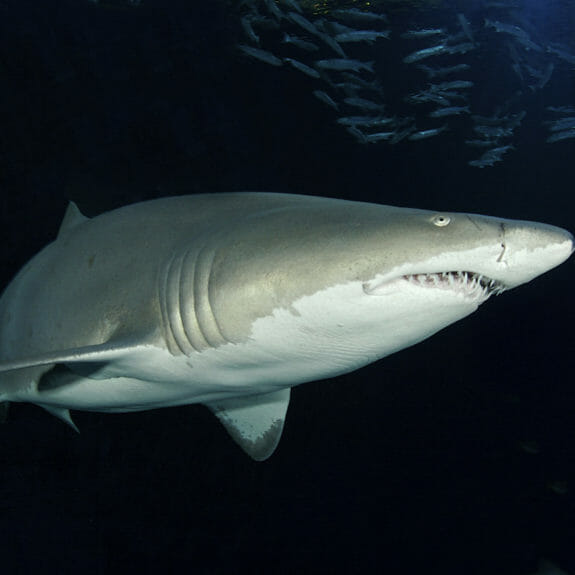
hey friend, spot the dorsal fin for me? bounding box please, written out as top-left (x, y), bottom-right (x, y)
top-left (57, 201), bottom-right (89, 239)
top-left (205, 388), bottom-right (291, 461)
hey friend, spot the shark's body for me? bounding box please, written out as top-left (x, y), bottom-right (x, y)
top-left (0, 193), bottom-right (572, 459)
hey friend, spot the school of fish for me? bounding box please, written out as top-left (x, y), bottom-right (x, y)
top-left (236, 0), bottom-right (575, 168)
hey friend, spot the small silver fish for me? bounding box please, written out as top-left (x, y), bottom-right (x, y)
top-left (417, 63), bottom-right (471, 78)
top-left (331, 8), bottom-right (388, 24)
top-left (278, 0), bottom-right (303, 14)
top-left (313, 90), bottom-right (339, 110)
top-left (408, 125), bottom-right (448, 140)
top-left (240, 15), bottom-right (260, 44)
top-left (238, 45), bottom-right (283, 67)
top-left (547, 43), bottom-right (575, 65)
top-left (546, 106), bottom-right (575, 115)
top-left (343, 97), bottom-right (384, 111)
top-left (429, 106), bottom-right (470, 118)
top-left (315, 59), bottom-right (374, 73)
top-left (345, 126), bottom-right (367, 143)
top-left (317, 31), bottom-right (347, 58)
top-left (401, 28), bottom-right (445, 39)
top-left (282, 33), bottom-right (320, 52)
top-left (337, 116), bottom-right (396, 128)
top-left (284, 58), bottom-right (321, 78)
top-left (547, 128), bottom-right (575, 143)
top-left (335, 30), bottom-right (390, 44)
top-left (469, 145), bottom-right (514, 167)
top-left (404, 44), bottom-right (448, 64)
top-left (546, 117), bottom-right (575, 132)
top-left (465, 139), bottom-right (498, 148)
top-left (529, 62), bottom-right (554, 91)
top-left (446, 42), bottom-right (476, 55)
top-left (457, 13), bottom-right (474, 42)
top-left (263, 0), bottom-right (283, 20)
top-left (431, 80), bottom-right (474, 91)
top-left (485, 19), bottom-right (542, 52)
top-left (406, 91), bottom-right (450, 107)
top-left (364, 131), bottom-right (395, 143)
top-left (287, 12), bottom-right (322, 37)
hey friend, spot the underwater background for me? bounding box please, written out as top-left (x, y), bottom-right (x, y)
top-left (0, 1), bottom-right (574, 573)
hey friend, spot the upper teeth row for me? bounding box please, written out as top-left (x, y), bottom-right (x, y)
top-left (404, 272), bottom-right (504, 295)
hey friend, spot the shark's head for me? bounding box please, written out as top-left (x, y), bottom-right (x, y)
top-left (169, 194), bottom-right (573, 384)
top-left (346, 207), bottom-right (574, 363)
top-left (362, 208), bottom-right (573, 298)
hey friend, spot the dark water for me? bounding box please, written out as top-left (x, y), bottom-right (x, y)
top-left (0, 1), bottom-right (574, 574)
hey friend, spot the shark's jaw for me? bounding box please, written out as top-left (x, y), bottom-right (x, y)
top-left (363, 268), bottom-right (507, 307)
top-left (400, 271), bottom-right (507, 303)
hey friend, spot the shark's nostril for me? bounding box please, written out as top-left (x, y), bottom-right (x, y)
top-left (497, 222), bottom-right (507, 263)
top-left (497, 242), bottom-right (507, 262)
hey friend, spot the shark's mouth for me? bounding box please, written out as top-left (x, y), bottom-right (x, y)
top-left (403, 271), bottom-right (506, 300)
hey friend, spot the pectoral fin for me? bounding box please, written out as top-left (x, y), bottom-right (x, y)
top-left (0, 339), bottom-right (153, 374)
top-left (205, 388), bottom-right (291, 461)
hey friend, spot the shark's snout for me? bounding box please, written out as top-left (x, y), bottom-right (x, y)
top-left (495, 220), bottom-right (573, 289)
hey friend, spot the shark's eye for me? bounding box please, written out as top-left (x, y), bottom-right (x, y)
top-left (432, 214), bottom-right (451, 227)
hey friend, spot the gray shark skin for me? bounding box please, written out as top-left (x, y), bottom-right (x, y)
top-left (0, 193), bottom-right (572, 460)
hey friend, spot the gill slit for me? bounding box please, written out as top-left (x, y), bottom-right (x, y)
top-left (189, 246), bottom-right (228, 350)
top-left (159, 251), bottom-right (195, 355)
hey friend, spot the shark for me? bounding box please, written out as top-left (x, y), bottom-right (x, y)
top-left (0, 193), bottom-right (572, 460)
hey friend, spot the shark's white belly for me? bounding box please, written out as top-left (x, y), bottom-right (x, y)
top-left (14, 279), bottom-right (480, 412)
